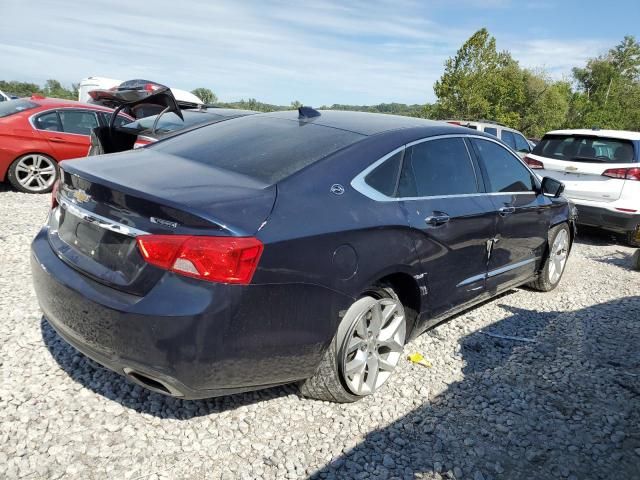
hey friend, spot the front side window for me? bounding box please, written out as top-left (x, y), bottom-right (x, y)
top-left (472, 139), bottom-right (534, 193)
top-left (34, 111), bottom-right (62, 132)
top-left (501, 130), bottom-right (517, 149)
top-left (98, 112), bottom-right (130, 128)
top-left (513, 133), bottom-right (531, 153)
top-left (397, 137), bottom-right (478, 197)
top-left (58, 110), bottom-right (99, 135)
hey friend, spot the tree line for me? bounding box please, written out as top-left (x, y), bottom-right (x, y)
top-left (3, 29), bottom-right (639, 137)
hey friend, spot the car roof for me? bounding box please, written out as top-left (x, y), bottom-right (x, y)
top-left (28, 96), bottom-right (114, 111)
top-left (263, 110), bottom-right (446, 136)
top-left (544, 129), bottom-right (640, 141)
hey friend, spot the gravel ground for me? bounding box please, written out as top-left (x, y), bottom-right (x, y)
top-left (1, 185), bottom-right (639, 480)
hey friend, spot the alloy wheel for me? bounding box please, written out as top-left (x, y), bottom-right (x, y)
top-left (548, 229), bottom-right (569, 284)
top-left (14, 154), bottom-right (56, 192)
top-left (341, 297), bottom-right (406, 396)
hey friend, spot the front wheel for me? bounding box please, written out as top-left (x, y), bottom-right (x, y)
top-left (299, 286), bottom-right (407, 402)
top-left (528, 223), bottom-right (571, 292)
top-left (7, 153), bottom-right (58, 193)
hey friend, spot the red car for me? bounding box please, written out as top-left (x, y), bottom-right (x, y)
top-left (0, 96), bottom-right (129, 193)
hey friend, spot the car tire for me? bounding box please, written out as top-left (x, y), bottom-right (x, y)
top-left (299, 285), bottom-right (408, 403)
top-left (625, 230), bottom-right (640, 248)
top-left (632, 250), bottom-right (640, 271)
top-left (7, 153), bottom-right (58, 193)
top-left (528, 222), bottom-right (571, 292)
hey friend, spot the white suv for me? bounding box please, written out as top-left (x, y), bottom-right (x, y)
top-left (446, 120), bottom-right (532, 158)
top-left (525, 129), bottom-right (640, 246)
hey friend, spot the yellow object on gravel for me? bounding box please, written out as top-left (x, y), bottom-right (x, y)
top-left (407, 352), bottom-right (432, 368)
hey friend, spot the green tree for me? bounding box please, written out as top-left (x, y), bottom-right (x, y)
top-left (433, 28), bottom-right (526, 127)
top-left (42, 79), bottom-right (76, 100)
top-left (569, 36), bottom-right (640, 130)
top-left (191, 87), bottom-right (218, 104)
top-left (290, 100), bottom-right (303, 109)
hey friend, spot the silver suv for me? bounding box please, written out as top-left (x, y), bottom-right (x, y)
top-left (446, 120), bottom-right (532, 158)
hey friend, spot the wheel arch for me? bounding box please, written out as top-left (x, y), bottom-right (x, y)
top-left (368, 271), bottom-right (421, 338)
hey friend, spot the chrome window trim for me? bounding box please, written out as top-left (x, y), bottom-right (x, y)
top-left (351, 134), bottom-right (539, 202)
top-left (58, 195), bottom-right (149, 237)
top-left (29, 107), bottom-right (107, 138)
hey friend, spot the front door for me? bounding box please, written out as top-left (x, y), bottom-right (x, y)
top-left (470, 137), bottom-right (552, 292)
top-left (398, 136), bottom-right (497, 321)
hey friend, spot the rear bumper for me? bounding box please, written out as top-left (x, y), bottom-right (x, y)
top-left (573, 204), bottom-right (640, 233)
top-left (31, 227), bottom-right (345, 399)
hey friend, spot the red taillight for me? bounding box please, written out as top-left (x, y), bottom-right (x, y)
top-left (524, 155), bottom-right (544, 169)
top-left (136, 235), bottom-right (263, 284)
top-left (144, 83), bottom-right (161, 92)
top-left (51, 180), bottom-right (60, 209)
top-left (602, 167), bottom-right (640, 181)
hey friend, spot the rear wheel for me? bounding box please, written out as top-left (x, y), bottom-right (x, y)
top-left (7, 154), bottom-right (58, 193)
top-left (529, 223), bottom-right (571, 292)
top-left (625, 230), bottom-right (640, 248)
top-left (299, 286), bottom-right (407, 402)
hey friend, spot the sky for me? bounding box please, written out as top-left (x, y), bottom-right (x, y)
top-left (1, 0), bottom-right (638, 106)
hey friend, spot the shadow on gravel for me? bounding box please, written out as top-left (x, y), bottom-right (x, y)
top-left (40, 318), bottom-right (292, 419)
top-left (575, 225), bottom-right (628, 247)
top-left (312, 296), bottom-right (640, 480)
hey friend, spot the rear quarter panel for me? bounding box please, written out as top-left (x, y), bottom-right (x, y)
top-left (0, 113), bottom-right (55, 180)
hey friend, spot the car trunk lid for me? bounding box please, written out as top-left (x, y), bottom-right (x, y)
top-left (49, 149), bottom-right (276, 295)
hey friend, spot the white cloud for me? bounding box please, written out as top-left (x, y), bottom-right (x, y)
top-left (0, 0), bottom-right (617, 105)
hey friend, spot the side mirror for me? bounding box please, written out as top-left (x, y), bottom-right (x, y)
top-left (541, 176), bottom-right (565, 198)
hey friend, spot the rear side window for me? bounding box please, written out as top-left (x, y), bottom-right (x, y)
top-left (484, 127), bottom-right (498, 137)
top-left (533, 135), bottom-right (636, 164)
top-left (472, 139), bottom-right (534, 193)
top-left (151, 116), bottom-right (365, 184)
top-left (0, 99), bottom-right (39, 118)
top-left (397, 138), bottom-right (478, 197)
top-left (365, 150), bottom-right (402, 197)
top-left (34, 111), bottom-right (62, 132)
top-left (58, 110), bottom-right (99, 135)
top-left (501, 130), bottom-right (516, 149)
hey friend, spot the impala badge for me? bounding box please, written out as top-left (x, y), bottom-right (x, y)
top-left (150, 217), bottom-right (178, 228)
top-left (72, 189), bottom-right (91, 203)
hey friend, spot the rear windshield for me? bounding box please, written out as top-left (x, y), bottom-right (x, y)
top-left (533, 134), bottom-right (636, 164)
top-left (122, 111), bottom-right (225, 134)
top-left (150, 116), bottom-right (365, 183)
top-left (0, 99), bottom-right (39, 118)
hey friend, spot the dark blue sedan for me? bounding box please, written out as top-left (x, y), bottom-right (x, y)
top-left (31, 109), bottom-right (575, 402)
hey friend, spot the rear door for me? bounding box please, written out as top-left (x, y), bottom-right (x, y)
top-left (470, 137), bottom-right (552, 290)
top-left (529, 134), bottom-right (638, 203)
top-left (399, 136), bottom-right (497, 319)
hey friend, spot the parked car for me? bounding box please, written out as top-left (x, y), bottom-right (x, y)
top-left (84, 80), bottom-right (255, 154)
top-left (118, 107), bottom-right (258, 148)
top-left (31, 110), bottom-right (575, 402)
top-left (0, 97), bottom-right (130, 193)
top-left (525, 129), bottom-right (640, 246)
top-left (446, 120), bottom-right (532, 158)
top-left (0, 90), bottom-right (18, 102)
top-left (79, 76), bottom-right (204, 106)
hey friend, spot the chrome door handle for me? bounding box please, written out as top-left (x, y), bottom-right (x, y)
top-left (499, 206), bottom-right (516, 216)
top-left (425, 214), bottom-right (450, 226)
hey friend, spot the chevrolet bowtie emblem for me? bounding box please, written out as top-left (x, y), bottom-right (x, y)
top-left (73, 189), bottom-right (91, 203)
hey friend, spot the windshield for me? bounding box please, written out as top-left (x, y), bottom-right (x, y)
top-left (0, 99), bottom-right (39, 118)
top-left (150, 116), bottom-right (365, 184)
top-left (533, 134), bottom-right (636, 164)
top-left (123, 111), bottom-right (225, 134)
